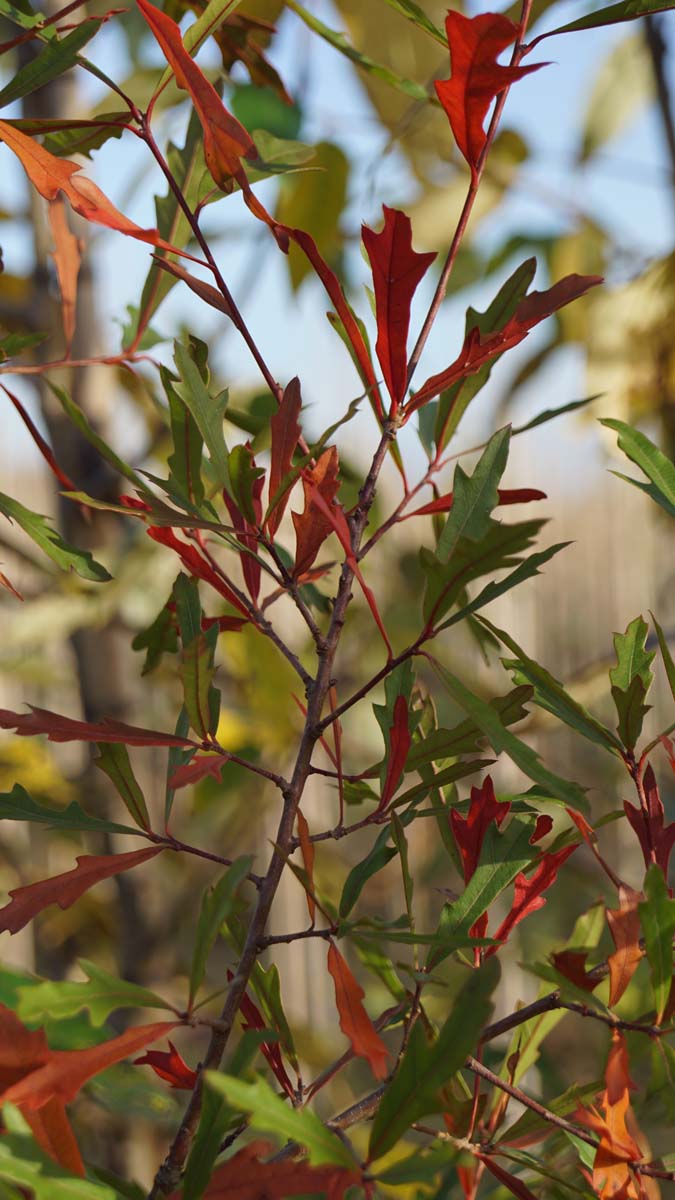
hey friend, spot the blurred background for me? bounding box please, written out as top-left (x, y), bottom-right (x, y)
top-left (1, 0), bottom-right (675, 1190)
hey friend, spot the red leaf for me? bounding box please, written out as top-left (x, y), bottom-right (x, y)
top-left (607, 885), bottom-right (643, 1007)
top-left (227, 972), bottom-right (295, 1098)
top-left (0, 704), bottom-right (197, 747)
top-left (168, 1140), bottom-right (361, 1198)
top-left (450, 775), bottom-right (510, 883)
top-left (134, 1041), bottom-right (197, 1090)
top-left (296, 808), bottom-right (315, 923)
top-left (624, 762), bottom-right (675, 875)
top-left (292, 447), bottom-right (340, 576)
top-left (268, 376), bottom-right (302, 537)
top-left (3, 1020), bottom-right (179, 1110)
top-left (550, 950), bottom-right (599, 992)
top-left (407, 487), bottom-right (547, 519)
top-left (327, 943), bottom-right (389, 1080)
top-left (478, 1154), bottom-right (539, 1200)
top-left (0, 846), bottom-right (164, 934)
top-left (435, 11), bottom-right (545, 178)
top-left (278, 225), bottom-right (384, 421)
top-left (530, 814), bottom-right (553, 843)
top-left (409, 274), bottom-right (602, 412)
top-left (0, 569), bottom-right (23, 601)
top-left (0, 119), bottom-right (177, 250)
top-left (23, 1097), bottom-right (85, 1176)
top-left (153, 257), bottom-right (235, 318)
top-left (2, 385), bottom-right (77, 494)
top-left (489, 844), bottom-right (577, 952)
top-left (362, 206), bottom-right (436, 410)
top-left (378, 694), bottom-right (411, 813)
top-left (146, 526), bottom-right (252, 621)
top-left (168, 754), bottom-right (229, 790)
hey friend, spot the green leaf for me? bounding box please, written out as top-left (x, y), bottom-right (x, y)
top-left (435, 817), bottom-right (534, 943)
top-left (155, 0), bottom-right (247, 92)
top-left (378, 0), bottom-right (446, 43)
top-left (340, 825), bottom-right (397, 919)
top-left (173, 573), bottom-right (202, 647)
top-left (0, 492), bottom-right (111, 582)
top-left (47, 384), bottom-right (150, 492)
top-left (436, 542), bottom-right (570, 633)
top-left (0, 330), bottom-right (48, 361)
top-left (479, 616), bottom-right (622, 752)
top-left (229, 444), bottom-right (265, 524)
top-left (284, 0), bottom-right (428, 101)
top-left (94, 744), bottom-right (151, 831)
top-left (180, 630), bottom-right (219, 740)
top-left (639, 864), bottom-right (675, 1023)
top-left (189, 857), bottom-right (253, 1004)
top-left (512, 395), bottom-right (600, 434)
top-left (0, 21), bottom-right (100, 109)
top-left (368, 959), bottom-right (500, 1160)
top-left (204, 1074), bottom-right (354, 1166)
top-left (500, 1078), bottom-right (604, 1147)
top-left (432, 662), bottom-right (588, 811)
top-left (0, 785), bottom-right (138, 836)
top-left (437, 428), bottom-right (511, 562)
top-left (610, 616), bottom-right (654, 750)
top-left (406, 686), bottom-right (533, 772)
top-left (535, 0), bottom-right (675, 40)
top-left (275, 141), bottom-right (349, 291)
top-left (183, 1030), bottom-right (269, 1200)
top-left (165, 707), bottom-right (192, 826)
top-left (0, 1107), bottom-right (115, 1199)
top-left (391, 812), bottom-right (414, 927)
top-left (173, 341), bottom-right (230, 492)
top-left (165, 368), bottom-right (205, 509)
top-left (651, 612), bottom-right (675, 704)
top-left (601, 418), bottom-right (675, 517)
top-left (131, 598), bottom-right (178, 676)
top-left (16, 959), bottom-right (172, 1028)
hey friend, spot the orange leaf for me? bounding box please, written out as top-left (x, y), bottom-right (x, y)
top-left (268, 376), bottom-right (302, 537)
top-left (0, 119), bottom-right (177, 250)
top-left (327, 942), bottom-right (389, 1080)
top-left (575, 1031), bottom-right (644, 1200)
top-left (168, 1139), bottom-right (361, 1198)
top-left (0, 846), bottom-right (164, 934)
top-left (0, 704), bottom-right (197, 746)
top-left (48, 194), bottom-right (80, 353)
top-left (292, 446), bottom-right (339, 576)
top-left (23, 1097), bottom-right (85, 1176)
top-left (3, 1020), bottom-right (179, 1110)
top-left (607, 885), bottom-right (644, 1008)
top-left (296, 808), bottom-right (315, 923)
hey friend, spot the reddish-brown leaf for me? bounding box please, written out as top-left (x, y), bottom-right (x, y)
top-left (222, 450), bottom-right (264, 603)
top-left (407, 486), bottom-right (546, 519)
top-left (435, 11), bottom-right (545, 177)
top-left (279, 225), bottom-right (384, 420)
top-left (362, 206), bottom-right (436, 410)
top-left (450, 775), bottom-right (510, 883)
top-left (227, 973), bottom-right (295, 1098)
top-left (607, 885), bottom-right (644, 1007)
top-left (0, 119), bottom-right (177, 250)
top-left (479, 1155), bottom-right (539, 1200)
top-left (327, 942), bottom-right (389, 1080)
top-left (168, 754), bottom-right (229, 790)
top-left (296, 808), bottom-right (315, 923)
top-left (530, 814), bottom-right (554, 843)
top-left (292, 447), bottom-right (340, 576)
top-left (3, 1020), bottom-right (179, 1110)
top-left (489, 844), bottom-right (577, 952)
top-left (146, 526), bottom-right (252, 621)
top-left (23, 1096), bottom-right (85, 1176)
top-left (409, 274), bottom-right (602, 412)
top-left (153, 256), bottom-right (235, 318)
top-left (268, 376), bottom-right (302, 537)
top-left (0, 569), bottom-right (22, 601)
top-left (134, 1041), bottom-right (197, 1090)
top-left (137, 0), bottom-right (253, 188)
top-left (48, 194), bottom-right (80, 353)
top-left (378, 694), bottom-right (411, 812)
top-left (624, 762), bottom-right (675, 875)
top-left (574, 1031), bottom-right (644, 1200)
top-left (0, 704), bottom-right (197, 747)
top-left (550, 950), bottom-right (599, 992)
top-left (168, 1140), bottom-right (361, 1198)
top-left (2, 385), bottom-right (78, 494)
top-left (0, 846), bottom-right (164, 934)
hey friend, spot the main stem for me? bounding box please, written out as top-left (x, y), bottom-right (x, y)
top-left (147, 425), bottom-right (395, 1197)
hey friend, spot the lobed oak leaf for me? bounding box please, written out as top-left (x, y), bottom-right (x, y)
top-left (168, 754), bottom-right (229, 790)
top-left (0, 704), bottom-right (197, 747)
top-left (624, 763), bottom-right (675, 875)
top-left (134, 1040), bottom-right (197, 1090)
top-left (450, 774), bottom-right (510, 883)
top-left (436, 11), bottom-right (545, 177)
top-left (488, 843), bottom-right (577, 953)
top-left (409, 273), bottom-right (602, 413)
top-left (0, 846), bottom-right (164, 934)
top-left (3, 1020), bottom-right (179, 1110)
top-left (168, 1139), bottom-right (362, 1198)
top-left (267, 376), bottom-right (302, 537)
top-left (362, 206), bottom-right (436, 410)
top-left (574, 1031), bottom-right (644, 1200)
top-left (327, 942), bottom-right (389, 1080)
top-left (607, 885), bottom-right (644, 1007)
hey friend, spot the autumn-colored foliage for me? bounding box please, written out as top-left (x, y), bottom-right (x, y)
top-left (0, 1), bottom-right (674, 1197)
